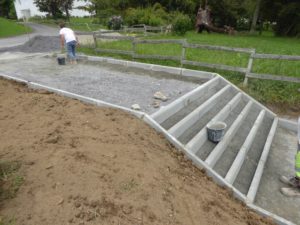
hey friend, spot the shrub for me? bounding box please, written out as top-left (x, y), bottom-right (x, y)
top-left (172, 13), bottom-right (192, 35)
top-left (107, 15), bottom-right (123, 30)
top-left (125, 5), bottom-right (168, 26)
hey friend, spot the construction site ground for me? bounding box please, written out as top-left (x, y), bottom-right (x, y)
top-left (0, 78), bottom-right (275, 225)
top-left (0, 24), bottom-right (299, 224)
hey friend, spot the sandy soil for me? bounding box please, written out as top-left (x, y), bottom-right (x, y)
top-left (0, 78), bottom-right (274, 225)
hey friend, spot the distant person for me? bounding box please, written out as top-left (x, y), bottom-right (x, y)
top-left (59, 22), bottom-right (79, 64)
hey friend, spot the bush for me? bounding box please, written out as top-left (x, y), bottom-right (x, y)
top-left (172, 13), bottom-right (192, 35)
top-left (125, 4), bottom-right (168, 26)
top-left (107, 15), bottom-right (123, 30)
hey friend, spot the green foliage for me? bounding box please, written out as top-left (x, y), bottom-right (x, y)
top-left (0, 0), bottom-right (16, 19)
top-left (172, 13), bottom-right (192, 35)
top-left (34, 0), bottom-right (74, 19)
top-left (0, 18), bottom-right (32, 38)
top-left (125, 4), bottom-right (168, 26)
top-left (275, 2), bottom-right (300, 37)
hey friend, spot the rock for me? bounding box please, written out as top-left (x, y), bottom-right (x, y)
top-left (46, 165), bottom-right (53, 170)
top-left (57, 198), bottom-right (64, 205)
top-left (131, 104), bottom-right (141, 111)
top-left (152, 100), bottom-right (160, 108)
top-left (154, 91), bottom-right (168, 102)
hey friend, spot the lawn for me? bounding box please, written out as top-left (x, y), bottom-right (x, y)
top-left (78, 31), bottom-right (300, 112)
top-left (29, 17), bottom-right (103, 32)
top-left (0, 18), bottom-right (31, 38)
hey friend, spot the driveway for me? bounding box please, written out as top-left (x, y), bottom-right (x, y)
top-left (0, 22), bottom-right (59, 48)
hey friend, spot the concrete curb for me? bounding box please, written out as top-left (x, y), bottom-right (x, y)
top-left (247, 117), bottom-right (278, 203)
top-left (218, 76), bottom-right (277, 118)
top-left (279, 118), bottom-right (298, 132)
top-left (151, 76), bottom-right (220, 123)
top-left (205, 101), bottom-right (253, 167)
top-left (77, 54), bottom-right (215, 80)
top-left (225, 110), bottom-right (266, 184)
top-left (168, 85), bottom-right (231, 138)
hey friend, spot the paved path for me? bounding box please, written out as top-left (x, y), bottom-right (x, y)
top-left (0, 23), bottom-right (59, 48)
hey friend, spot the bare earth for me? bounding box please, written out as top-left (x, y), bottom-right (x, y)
top-left (0, 78), bottom-right (274, 225)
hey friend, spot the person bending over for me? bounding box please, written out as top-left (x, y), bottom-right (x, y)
top-left (59, 22), bottom-right (79, 64)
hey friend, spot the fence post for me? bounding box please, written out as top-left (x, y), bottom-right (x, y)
top-left (243, 49), bottom-right (255, 87)
top-left (132, 38), bottom-right (136, 60)
top-left (181, 39), bottom-right (187, 68)
top-left (298, 117), bottom-right (300, 151)
top-left (93, 31), bottom-right (98, 49)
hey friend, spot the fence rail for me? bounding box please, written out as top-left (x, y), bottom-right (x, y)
top-left (91, 32), bottom-right (300, 85)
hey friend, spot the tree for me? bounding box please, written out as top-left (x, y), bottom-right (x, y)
top-left (0, 0), bottom-right (15, 19)
top-left (34, 0), bottom-right (74, 19)
top-left (261, 0), bottom-right (300, 36)
top-left (250, 0), bottom-right (262, 33)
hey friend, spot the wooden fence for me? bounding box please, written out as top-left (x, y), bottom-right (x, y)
top-left (91, 33), bottom-right (300, 85)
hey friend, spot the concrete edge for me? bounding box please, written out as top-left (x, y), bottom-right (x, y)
top-left (225, 110), bottom-right (266, 184)
top-left (0, 73), bottom-right (294, 225)
top-left (247, 204), bottom-right (295, 225)
top-left (76, 54), bottom-right (215, 80)
top-left (186, 92), bottom-right (243, 153)
top-left (217, 76), bottom-right (277, 118)
top-left (168, 85), bottom-right (231, 138)
top-left (246, 117), bottom-right (278, 203)
top-left (151, 76), bottom-right (220, 124)
top-left (205, 101), bottom-right (253, 167)
top-left (278, 118), bottom-right (298, 132)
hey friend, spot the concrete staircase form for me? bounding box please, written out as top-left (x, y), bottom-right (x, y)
top-left (151, 75), bottom-right (280, 204)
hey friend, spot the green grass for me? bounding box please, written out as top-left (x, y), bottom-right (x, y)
top-left (0, 18), bottom-right (31, 38)
top-left (29, 17), bottom-right (103, 32)
top-left (0, 161), bottom-right (23, 201)
top-left (79, 31), bottom-right (300, 111)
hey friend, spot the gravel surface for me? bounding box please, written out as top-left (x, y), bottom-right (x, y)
top-left (0, 55), bottom-right (200, 114)
top-left (0, 36), bottom-right (60, 53)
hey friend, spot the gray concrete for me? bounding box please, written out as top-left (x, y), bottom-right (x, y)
top-left (160, 84), bottom-right (225, 130)
top-left (186, 93), bottom-right (242, 153)
top-left (0, 56), bottom-right (199, 114)
top-left (0, 23), bottom-right (59, 49)
top-left (178, 90), bottom-right (235, 144)
top-left (151, 77), bottom-right (220, 124)
top-left (205, 101), bottom-right (253, 167)
top-left (225, 110), bottom-right (266, 184)
top-left (247, 117), bottom-right (278, 203)
top-left (168, 85), bottom-right (232, 138)
top-left (255, 127), bottom-right (300, 225)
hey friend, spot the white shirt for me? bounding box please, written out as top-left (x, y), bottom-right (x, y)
top-left (59, 28), bottom-right (76, 43)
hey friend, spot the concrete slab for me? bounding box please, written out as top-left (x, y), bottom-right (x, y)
top-left (255, 127), bottom-right (299, 225)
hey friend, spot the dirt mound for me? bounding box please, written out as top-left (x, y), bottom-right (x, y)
top-left (0, 36), bottom-right (60, 53)
top-left (0, 78), bottom-right (274, 225)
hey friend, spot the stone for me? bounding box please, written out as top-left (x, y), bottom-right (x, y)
top-left (154, 91), bottom-right (168, 102)
top-left (131, 104), bottom-right (141, 111)
top-left (152, 100), bottom-right (160, 108)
